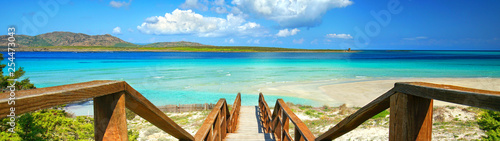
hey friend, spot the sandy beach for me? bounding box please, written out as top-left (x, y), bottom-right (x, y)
top-left (254, 78), bottom-right (500, 107)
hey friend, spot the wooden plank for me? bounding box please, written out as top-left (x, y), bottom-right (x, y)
top-left (316, 89), bottom-right (396, 141)
top-left (123, 84), bottom-right (194, 141)
top-left (277, 99), bottom-right (315, 141)
top-left (94, 92), bottom-right (127, 141)
top-left (194, 99), bottom-right (225, 141)
top-left (395, 82), bottom-right (500, 111)
top-left (0, 80), bottom-right (124, 118)
top-left (389, 93), bottom-right (433, 141)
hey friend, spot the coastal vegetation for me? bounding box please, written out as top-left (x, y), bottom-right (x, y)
top-left (8, 46), bottom-right (346, 52)
top-left (0, 31), bottom-right (349, 52)
top-left (478, 109), bottom-right (500, 140)
top-left (0, 53), bottom-right (139, 140)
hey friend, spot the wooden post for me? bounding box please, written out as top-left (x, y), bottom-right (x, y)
top-left (390, 92), bottom-right (433, 141)
top-left (282, 113), bottom-right (289, 141)
top-left (94, 92), bottom-right (127, 141)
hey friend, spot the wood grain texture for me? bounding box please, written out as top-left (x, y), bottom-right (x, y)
top-left (94, 92), bottom-right (128, 141)
top-left (395, 82), bottom-right (500, 111)
top-left (123, 84), bottom-right (194, 140)
top-left (259, 93), bottom-right (315, 141)
top-left (194, 99), bottom-right (226, 141)
top-left (316, 89), bottom-right (396, 141)
top-left (228, 93), bottom-right (241, 133)
top-left (0, 80), bottom-right (124, 118)
top-left (389, 93), bottom-right (433, 141)
top-left (277, 99), bottom-right (315, 141)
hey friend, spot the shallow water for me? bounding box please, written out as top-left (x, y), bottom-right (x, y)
top-left (4, 51), bottom-right (500, 115)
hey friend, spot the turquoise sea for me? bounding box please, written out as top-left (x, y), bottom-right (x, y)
top-left (3, 51), bottom-right (500, 115)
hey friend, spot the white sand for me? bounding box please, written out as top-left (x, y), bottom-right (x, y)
top-left (253, 78), bottom-right (500, 107)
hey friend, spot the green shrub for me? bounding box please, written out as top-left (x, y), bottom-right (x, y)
top-left (371, 110), bottom-right (390, 119)
top-left (0, 108), bottom-right (140, 140)
top-left (126, 108), bottom-right (137, 120)
top-left (478, 109), bottom-right (500, 140)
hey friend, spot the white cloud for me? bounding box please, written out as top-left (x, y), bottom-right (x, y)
top-left (213, 6), bottom-right (228, 14)
top-left (231, 0), bottom-right (353, 28)
top-left (253, 39), bottom-right (260, 44)
top-left (403, 36), bottom-right (428, 40)
top-left (293, 38), bottom-right (304, 44)
top-left (225, 38), bottom-right (235, 43)
top-left (137, 9), bottom-right (263, 37)
top-left (128, 28), bottom-right (134, 32)
top-left (326, 33), bottom-right (353, 39)
top-left (276, 28), bottom-right (300, 37)
top-left (180, 0), bottom-right (208, 11)
top-left (112, 27), bottom-right (122, 34)
top-left (110, 0), bottom-right (131, 8)
top-left (215, 0), bottom-right (225, 5)
top-left (310, 39), bottom-right (318, 44)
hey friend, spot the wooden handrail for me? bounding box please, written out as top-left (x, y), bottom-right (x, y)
top-left (316, 82), bottom-right (500, 141)
top-left (259, 93), bottom-right (316, 141)
top-left (228, 93), bottom-right (241, 133)
top-left (0, 80), bottom-right (194, 140)
top-left (194, 93), bottom-right (240, 141)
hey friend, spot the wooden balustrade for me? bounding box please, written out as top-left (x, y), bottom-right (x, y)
top-left (259, 93), bottom-right (316, 141)
top-left (316, 82), bottom-right (500, 141)
top-left (0, 80), bottom-right (223, 141)
top-left (2, 79), bottom-right (499, 141)
top-left (228, 93), bottom-right (241, 133)
top-left (194, 93), bottom-right (241, 141)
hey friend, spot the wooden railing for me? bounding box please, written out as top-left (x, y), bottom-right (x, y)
top-left (259, 93), bottom-right (316, 141)
top-left (228, 93), bottom-right (241, 133)
top-left (315, 82), bottom-right (500, 141)
top-left (0, 80), bottom-right (241, 141)
top-left (194, 93), bottom-right (241, 141)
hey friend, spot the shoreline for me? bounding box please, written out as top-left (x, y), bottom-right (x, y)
top-left (65, 77), bottom-right (500, 115)
top-left (253, 77), bottom-right (500, 107)
top-left (0, 47), bottom-right (354, 53)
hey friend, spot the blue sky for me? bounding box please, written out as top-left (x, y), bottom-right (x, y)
top-left (2, 0), bottom-right (500, 50)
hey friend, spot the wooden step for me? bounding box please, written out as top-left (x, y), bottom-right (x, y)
top-left (224, 106), bottom-right (275, 141)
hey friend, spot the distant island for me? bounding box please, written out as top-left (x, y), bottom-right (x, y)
top-left (0, 32), bottom-right (350, 52)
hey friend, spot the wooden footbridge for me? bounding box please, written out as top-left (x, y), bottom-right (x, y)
top-left (1, 80), bottom-right (499, 141)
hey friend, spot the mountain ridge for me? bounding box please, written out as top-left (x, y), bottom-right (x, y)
top-left (0, 31), bottom-right (211, 47)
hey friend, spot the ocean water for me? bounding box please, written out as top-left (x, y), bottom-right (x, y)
top-left (3, 51), bottom-right (500, 115)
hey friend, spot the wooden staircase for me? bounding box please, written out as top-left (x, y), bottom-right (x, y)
top-left (224, 106), bottom-right (275, 141)
top-left (1, 80), bottom-right (500, 141)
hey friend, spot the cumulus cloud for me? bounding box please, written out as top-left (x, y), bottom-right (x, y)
top-left (112, 27), bottom-right (122, 34)
top-left (110, 0), bottom-right (131, 8)
top-left (276, 28), bottom-right (300, 37)
top-left (403, 36), bottom-right (428, 40)
top-left (326, 33), bottom-right (353, 39)
top-left (128, 28), bottom-right (134, 32)
top-left (225, 38), bottom-right (235, 43)
top-left (231, 0), bottom-right (353, 28)
top-left (180, 0), bottom-right (208, 11)
top-left (137, 9), bottom-right (263, 37)
top-left (253, 39), bottom-right (260, 44)
top-left (293, 38), bottom-right (304, 44)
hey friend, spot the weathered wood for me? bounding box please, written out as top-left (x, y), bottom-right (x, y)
top-left (278, 99), bottom-right (315, 141)
top-left (389, 93), bottom-right (433, 141)
top-left (194, 99), bottom-right (226, 141)
top-left (395, 82), bottom-right (500, 111)
top-left (94, 92), bottom-right (127, 141)
top-left (228, 93), bottom-right (241, 133)
top-left (123, 84), bottom-right (194, 140)
top-left (316, 89), bottom-right (396, 141)
top-left (0, 80), bottom-right (124, 118)
top-left (259, 93), bottom-right (315, 141)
